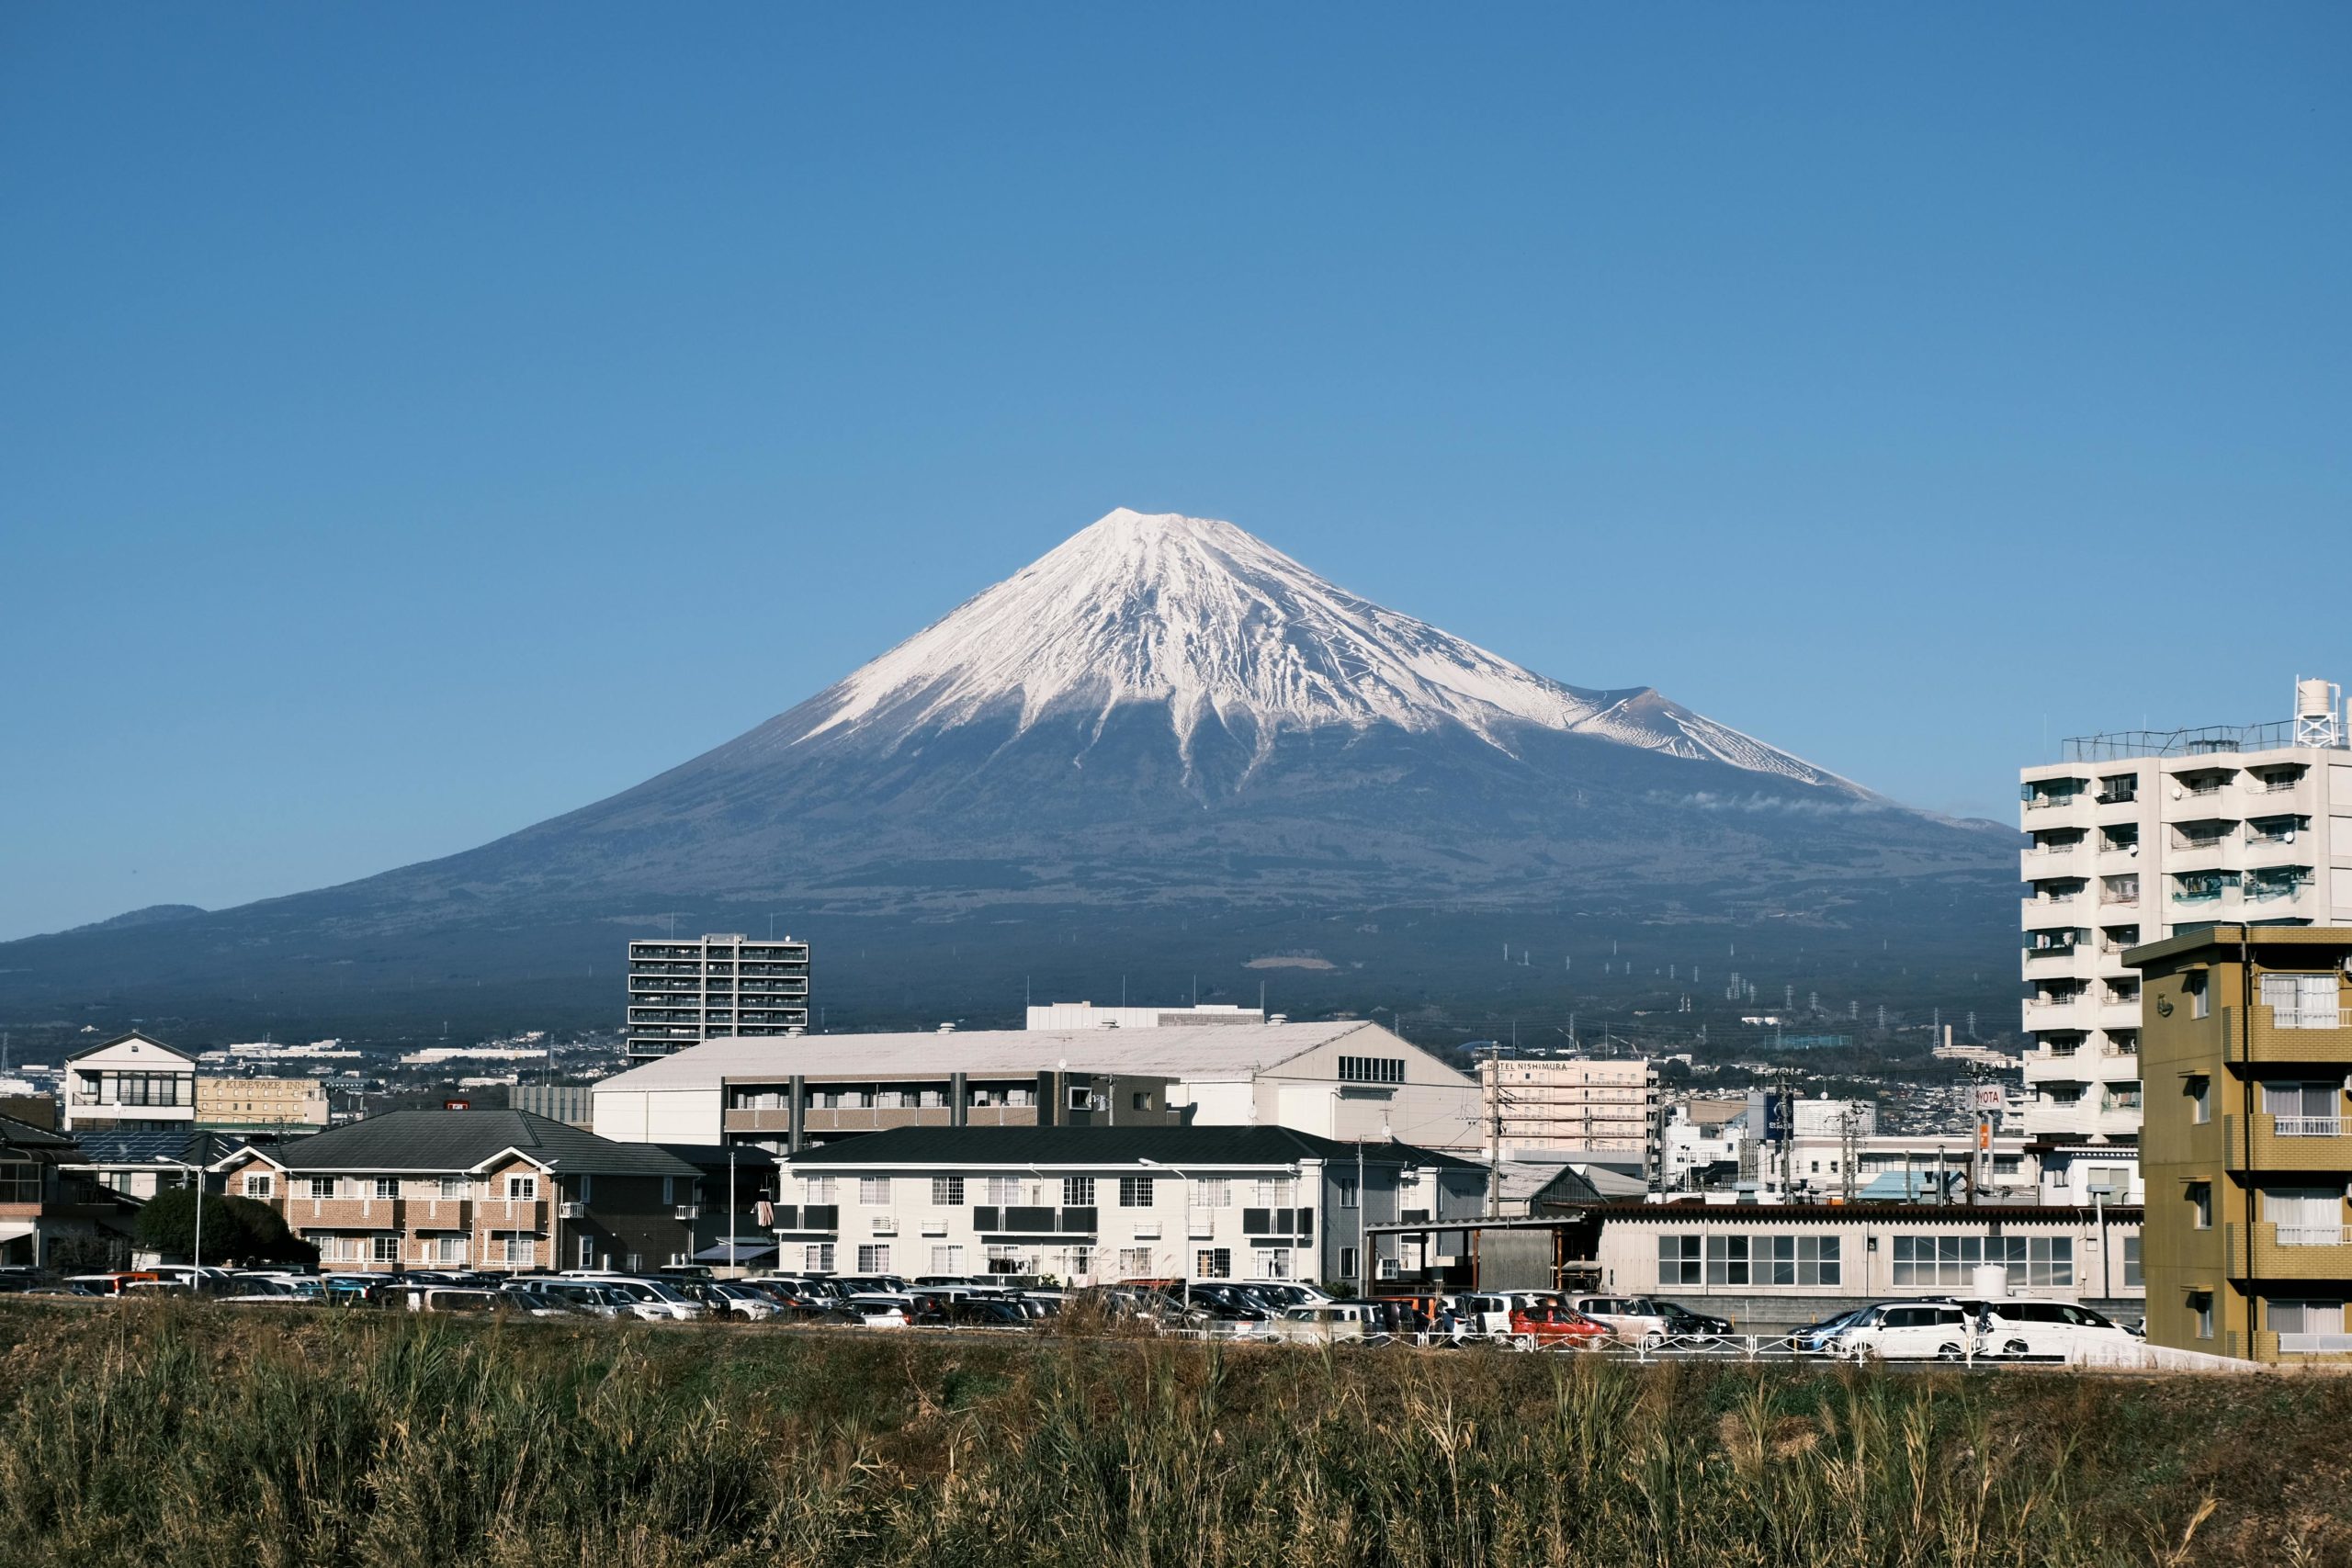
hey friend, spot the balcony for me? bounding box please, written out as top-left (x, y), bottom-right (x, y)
top-left (2232, 1221), bottom-right (2352, 1277)
top-left (2239, 1005), bottom-right (2352, 1065)
top-left (2231, 1112), bottom-right (2352, 1172)
top-left (2256, 1331), bottom-right (2352, 1363)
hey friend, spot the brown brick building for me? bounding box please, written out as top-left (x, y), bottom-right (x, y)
top-left (218, 1110), bottom-right (704, 1274)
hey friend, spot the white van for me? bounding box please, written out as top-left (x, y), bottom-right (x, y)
top-left (1829, 1302), bottom-right (1977, 1360)
top-left (1974, 1300), bottom-right (2140, 1360)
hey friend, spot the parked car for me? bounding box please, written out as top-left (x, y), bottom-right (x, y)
top-left (1829, 1302), bottom-right (1977, 1361)
top-left (595, 1278), bottom-right (707, 1321)
top-left (65, 1272), bottom-right (165, 1297)
top-left (1650, 1300), bottom-right (1735, 1339)
top-left (1268, 1303), bottom-right (1396, 1344)
top-left (695, 1281), bottom-right (782, 1321)
top-left (1973, 1300), bottom-right (2142, 1361)
top-left (1506, 1304), bottom-right (1611, 1352)
top-left (1565, 1294), bottom-right (1672, 1348)
top-left (401, 1287), bottom-right (502, 1314)
top-left (1791, 1305), bottom-right (1871, 1355)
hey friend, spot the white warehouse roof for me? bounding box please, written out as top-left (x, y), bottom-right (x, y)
top-left (597, 1020), bottom-right (1442, 1090)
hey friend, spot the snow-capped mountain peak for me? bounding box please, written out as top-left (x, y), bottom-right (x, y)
top-left (796, 507), bottom-right (1852, 790)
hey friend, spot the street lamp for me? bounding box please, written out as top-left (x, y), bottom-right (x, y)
top-left (164, 1150), bottom-right (206, 1276)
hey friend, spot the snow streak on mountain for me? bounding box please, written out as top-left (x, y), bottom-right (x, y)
top-left (794, 508), bottom-right (1855, 790)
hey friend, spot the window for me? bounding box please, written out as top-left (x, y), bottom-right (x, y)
top-left (1657, 1235), bottom-right (1702, 1287)
top-left (985, 1245), bottom-right (1026, 1274)
top-left (1194, 1178), bottom-right (1231, 1209)
top-left (308, 1177), bottom-right (335, 1200)
top-left (856, 1244), bottom-right (891, 1272)
top-left (1131, 1091), bottom-right (1151, 1111)
top-left (439, 1178), bottom-right (467, 1199)
top-left (1891, 1235), bottom-right (2071, 1289)
top-left (2262, 975), bottom-right (2342, 1030)
top-left (929, 1245), bottom-right (965, 1273)
top-left (804, 1175), bottom-right (838, 1204)
top-left (931, 1176), bottom-right (964, 1205)
top-left (805, 1243), bottom-right (834, 1273)
top-left (2122, 1235), bottom-right (2143, 1290)
top-left (243, 1174), bottom-right (275, 1199)
top-left (2262, 1081), bottom-right (2341, 1133)
top-left (1263, 1248), bottom-right (1291, 1280)
top-left (2264, 1189), bottom-right (2345, 1247)
top-left (370, 1236), bottom-right (398, 1263)
top-left (1253, 1179), bottom-right (1294, 1206)
top-left (1766, 1234), bottom-right (1841, 1287)
top-left (1337, 1177), bottom-right (1360, 1210)
top-left (2187, 971), bottom-right (2211, 1020)
top-left (1195, 1248), bottom-right (1232, 1279)
top-left (501, 1234), bottom-right (536, 1266)
top-left (1117, 1247), bottom-right (1154, 1278)
top-left (982, 1175), bottom-right (1025, 1205)
top-left (1703, 1234), bottom-right (1749, 1286)
top-left (1066, 1085), bottom-right (1096, 1111)
top-left (1062, 1177), bottom-right (1095, 1207)
top-left (505, 1176), bottom-right (537, 1201)
top-left (858, 1177), bottom-right (891, 1205)
top-left (2188, 1183), bottom-right (2212, 1230)
top-left (374, 1178), bottom-right (398, 1201)
top-left (2190, 1292), bottom-right (2214, 1340)
top-left (1338, 1055), bottom-right (1405, 1085)
top-left (1118, 1177), bottom-right (1155, 1208)
top-left (579, 1235), bottom-right (597, 1269)
top-left (1340, 1246), bottom-right (1360, 1281)
top-left (2187, 1077), bottom-right (2212, 1125)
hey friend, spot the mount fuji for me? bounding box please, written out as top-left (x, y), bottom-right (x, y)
top-left (1, 508), bottom-right (2013, 1038)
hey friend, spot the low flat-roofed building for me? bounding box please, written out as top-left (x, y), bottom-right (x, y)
top-left (592, 1021), bottom-right (1483, 1154)
top-left (196, 1075), bottom-right (329, 1132)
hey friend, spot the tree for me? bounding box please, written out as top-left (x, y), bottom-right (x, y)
top-left (135, 1188), bottom-right (318, 1268)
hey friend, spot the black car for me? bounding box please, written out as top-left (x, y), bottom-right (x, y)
top-left (1649, 1299), bottom-right (1735, 1337)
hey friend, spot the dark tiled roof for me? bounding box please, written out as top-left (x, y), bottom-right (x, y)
top-left (266, 1111), bottom-right (699, 1178)
top-left (0, 1112), bottom-right (78, 1153)
top-left (785, 1124), bottom-right (1480, 1170)
top-left (68, 1129), bottom-right (253, 1168)
top-left (661, 1144), bottom-right (781, 1178)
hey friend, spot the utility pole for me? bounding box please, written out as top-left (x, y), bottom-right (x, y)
top-left (726, 1142), bottom-right (738, 1277)
top-left (1483, 1046), bottom-right (1503, 1218)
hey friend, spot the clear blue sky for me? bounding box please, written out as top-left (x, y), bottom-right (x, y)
top-left (4, 6), bottom-right (2346, 941)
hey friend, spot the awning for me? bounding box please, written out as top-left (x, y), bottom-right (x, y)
top-left (692, 1238), bottom-right (779, 1264)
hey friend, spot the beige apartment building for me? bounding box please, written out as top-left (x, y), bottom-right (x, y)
top-left (218, 1109), bottom-right (705, 1274)
top-left (196, 1076), bottom-right (329, 1132)
top-left (2133, 925), bottom-right (2352, 1363)
top-left (1478, 1056), bottom-right (1659, 1168)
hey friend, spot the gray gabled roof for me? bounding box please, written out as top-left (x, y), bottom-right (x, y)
top-left (62, 1030), bottom-right (196, 1066)
top-left (264, 1110), bottom-right (699, 1179)
top-left (783, 1124), bottom-right (1482, 1171)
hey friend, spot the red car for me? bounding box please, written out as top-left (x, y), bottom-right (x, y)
top-left (1507, 1304), bottom-right (1611, 1350)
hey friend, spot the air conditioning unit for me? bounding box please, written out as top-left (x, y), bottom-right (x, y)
top-left (557, 1201), bottom-right (587, 1220)
top-left (673, 1203), bottom-right (701, 1221)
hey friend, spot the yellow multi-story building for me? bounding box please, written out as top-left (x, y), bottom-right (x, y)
top-left (195, 1075), bottom-right (330, 1132)
top-left (2132, 925), bottom-right (2352, 1363)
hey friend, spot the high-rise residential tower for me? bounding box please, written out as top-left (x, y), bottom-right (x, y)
top-left (626, 932), bottom-right (808, 1064)
top-left (2018, 679), bottom-right (2351, 1142)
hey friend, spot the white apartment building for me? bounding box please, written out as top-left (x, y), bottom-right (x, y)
top-left (769, 1124), bottom-right (1487, 1291)
top-left (2018, 679), bottom-right (2352, 1140)
top-left (1024, 1001), bottom-right (1265, 1031)
top-left (1478, 1055), bottom-right (1658, 1167)
top-left (627, 933), bottom-right (809, 1064)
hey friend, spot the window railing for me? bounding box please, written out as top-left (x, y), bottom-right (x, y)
top-left (2274, 1117), bottom-right (2344, 1138)
top-left (2274, 1224), bottom-right (2352, 1247)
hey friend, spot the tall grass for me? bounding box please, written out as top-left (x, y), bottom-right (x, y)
top-left (0, 1302), bottom-right (2342, 1567)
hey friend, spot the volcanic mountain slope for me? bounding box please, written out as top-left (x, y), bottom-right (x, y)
top-left (0, 509), bottom-right (2012, 1029)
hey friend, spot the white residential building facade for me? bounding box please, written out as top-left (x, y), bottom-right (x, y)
top-left (2018, 679), bottom-right (2352, 1140)
top-left (1478, 1056), bottom-right (1659, 1167)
